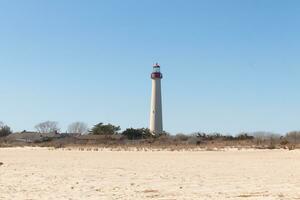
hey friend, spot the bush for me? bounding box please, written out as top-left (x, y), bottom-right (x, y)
top-left (288, 145), bottom-right (296, 151)
top-left (122, 128), bottom-right (152, 140)
top-left (236, 133), bottom-right (254, 140)
top-left (280, 139), bottom-right (289, 146)
top-left (268, 144), bottom-right (276, 149)
top-left (175, 134), bottom-right (189, 141)
top-left (90, 123), bottom-right (121, 135)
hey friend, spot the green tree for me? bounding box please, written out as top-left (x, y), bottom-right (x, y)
top-left (122, 128), bottom-right (152, 140)
top-left (90, 123), bottom-right (120, 135)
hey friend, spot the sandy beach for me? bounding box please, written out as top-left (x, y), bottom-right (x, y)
top-left (0, 148), bottom-right (300, 200)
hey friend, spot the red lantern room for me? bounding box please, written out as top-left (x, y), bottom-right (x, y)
top-left (151, 63), bottom-right (163, 79)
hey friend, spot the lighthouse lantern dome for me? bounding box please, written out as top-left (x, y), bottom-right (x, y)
top-left (151, 63), bottom-right (163, 79)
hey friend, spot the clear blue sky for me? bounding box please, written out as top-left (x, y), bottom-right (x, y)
top-left (1, 0), bottom-right (300, 134)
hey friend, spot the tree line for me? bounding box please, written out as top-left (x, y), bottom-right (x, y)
top-left (0, 121), bottom-right (154, 140)
top-left (1, 121), bottom-right (300, 144)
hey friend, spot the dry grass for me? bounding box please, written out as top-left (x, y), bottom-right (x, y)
top-left (1, 133), bottom-right (300, 151)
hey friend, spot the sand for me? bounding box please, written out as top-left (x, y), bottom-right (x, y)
top-left (0, 148), bottom-right (300, 200)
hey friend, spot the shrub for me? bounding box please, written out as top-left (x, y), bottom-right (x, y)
top-left (122, 128), bottom-right (152, 140)
top-left (268, 144), bottom-right (276, 149)
top-left (187, 136), bottom-right (201, 145)
top-left (175, 134), bottom-right (189, 141)
top-left (236, 133), bottom-right (254, 140)
top-left (288, 145), bottom-right (296, 151)
top-left (280, 140), bottom-right (289, 146)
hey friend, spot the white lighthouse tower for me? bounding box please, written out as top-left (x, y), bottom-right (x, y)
top-left (150, 63), bottom-right (163, 135)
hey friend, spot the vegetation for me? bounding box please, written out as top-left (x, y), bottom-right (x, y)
top-left (122, 128), bottom-right (152, 140)
top-left (1, 120), bottom-right (300, 150)
top-left (286, 131), bottom-right (300, 144)
top-left (68, 122), bottom-right (89, 134)
top-left (90, 123), bottom-right (121, 135)
top-left (194, 132), bottom-right (254, 141)
top-left (35, 121), bottom-right (60, 133)
top-left (0, 122), bottom-right (12, 137)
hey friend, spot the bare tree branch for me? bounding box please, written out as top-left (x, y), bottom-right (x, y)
top-left (68, 122), bottom-right (88, 135)
top-left (35, 121), bottom-right (60, 134)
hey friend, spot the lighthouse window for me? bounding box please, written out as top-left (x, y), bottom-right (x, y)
top-left (153, 67), bottom-right (160, 73)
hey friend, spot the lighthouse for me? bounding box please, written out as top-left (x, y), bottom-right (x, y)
top-left (150, 63), bottom-right (163, 135)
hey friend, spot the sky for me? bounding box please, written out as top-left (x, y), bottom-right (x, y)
top-left (1, 0), bottom-right (300, 134)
